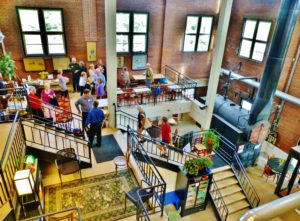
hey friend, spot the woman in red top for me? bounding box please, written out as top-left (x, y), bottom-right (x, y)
top-left (28, 86), bottom-right (44, 121)
top-left (160, 116), bottom-right (172, 158)
top-left (41, 83), bottom-right (56, 123)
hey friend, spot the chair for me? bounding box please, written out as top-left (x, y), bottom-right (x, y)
top-left (55, 148), bottom-right (82, 185)
top-left (124, 180), bottom-right (155, 212)
top-left (261, 164), bottom-right (277, 182)
top-left (113, 151), bottom-right (130, 176)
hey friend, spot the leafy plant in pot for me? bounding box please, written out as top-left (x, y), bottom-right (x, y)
top-left (203, 131), bottom-right (220, 153)
top-left (183, 156), bottom-right (213, 176)
top-left (0, 53), bottom-right (16, 81)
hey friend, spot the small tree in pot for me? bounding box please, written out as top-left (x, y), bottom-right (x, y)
top-left (183, 156), bottom-right (213, 176)
top-left (203, 130), bottom-right (220, 153)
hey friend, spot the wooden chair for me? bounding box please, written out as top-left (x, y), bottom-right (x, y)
top-left (261, 164), bottom-right (277, 182)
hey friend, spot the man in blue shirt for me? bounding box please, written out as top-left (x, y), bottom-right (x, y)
top-left (85, 101), bottom-right (105, 147)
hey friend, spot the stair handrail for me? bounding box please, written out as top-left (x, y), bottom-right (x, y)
top-left (231, 152), bottom-right (260, 207)
top-left (20, 207), bottom-right (82, 221)
top-left (163, 65), bottom-right (197, 84)
top-left (20, 117), bottom-right (87, 143)
top-left (128, 125), bottom-right (166, 219)
top-left (210, 176), bottom-right (229, 221)
top-left (20, 118), bottom-right (91, 165)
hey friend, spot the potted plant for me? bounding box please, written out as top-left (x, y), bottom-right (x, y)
top-left (0, 53), bottom-right (16, 81)
top-left (39, 71), bottom-right (49, 80)
top-left (203, 131), bottom-right (220, 153)
top-left (183, 159), bottom-right (199, 176)
top-left (194, 156), bottom-right (213, 171)
top-left (183, 156), bottom-right (213, 176)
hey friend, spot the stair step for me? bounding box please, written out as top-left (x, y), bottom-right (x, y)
top-left (219, 184), bottom-right (242, 197)
top-left (223, 192), bottom-right (246, 205)
top-left (227, 200), bottom-right (250, 214)
top-left (214, 170), bottom-right (235, 181)
top-left (227, 208), bottom-right (249, 221)
top-left (216, 177), bottom-right (238, 189)
top-left (212, 165), bottom-right (231, 174)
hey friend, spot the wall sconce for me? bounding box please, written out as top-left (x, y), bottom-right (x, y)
top-left (14, 169), bottom-right (35, 196)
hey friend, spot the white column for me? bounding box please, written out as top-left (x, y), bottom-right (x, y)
top-left (105, 0), bottom-right (117, 127)
top-left (201, 0), bottom-right (233, 129)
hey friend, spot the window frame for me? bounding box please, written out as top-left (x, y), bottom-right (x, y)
top-left (238, 18), bottom-right (272, 62)
top-left (116, 11), bottom-right (149, 54)
top-left (183, 14), bottom-right (214, 53)
top-left (16, 6), bottom-right (67, 57)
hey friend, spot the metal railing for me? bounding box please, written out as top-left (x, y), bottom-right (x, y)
top-left (117, 83), bottom-right (195, 107)
top-left (117, 110), bottom-right (199, 167)
top-left (210, 177), bottom-right (229, 221)
top-left (28, 97), bottom-right (83, 133)
top-left (128, 126), bottom-right (166, 220)
top-left (0, 112), bottom-right (26, 213)
top-left (20, 118), bottom-right (91, 165)
top-left (21, 207), bottom-right (82, 221)
top-left (163, 65), bottom-right (197, 89)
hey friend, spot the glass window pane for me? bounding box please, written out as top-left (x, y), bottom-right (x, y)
top-left (116, 34), bottom-right (129, 52)
top-left (25, 45), bottom-right (44, 55)
top-left (200, 17), bottom-right (213, 34)
top-left (134, 14), bottom-right (148, 33)
top-left (117, 13), bottom-right (130, 32)
top-left (49, 45), bottom-right (65, 54)
top-left (239, 39), bottom-right (253, 58)
top-left (24, 34), bottom-right (42, 45)
top-left (47, 35), bottom-right (64, 44)
top-left (252, 42), bottom-right (267, 61)
top-left (197, 35), bottom-right (210, 51)
top-left (243, 20), bottom-right (257, 39)
top-left (18, 9), bottom-right (40, 31)
top-left (183, 35), bottom-right (196, 52)
top-left (133, 35), bottom-right (146, 52)
top-left (43, 10), bottom-right (63, 32)
top-left (256, 21), bottom-right (271, 42)
top-left (185, 16), bottom-right (199, 34)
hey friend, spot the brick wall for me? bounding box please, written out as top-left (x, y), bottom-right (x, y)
top-left (0, 0), bottom-right (106, 79)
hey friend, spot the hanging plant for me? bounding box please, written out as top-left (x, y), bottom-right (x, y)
top-left (0, 53), bottom-right (16, 80)
top-left (203, 131), bottom-right (220, 152)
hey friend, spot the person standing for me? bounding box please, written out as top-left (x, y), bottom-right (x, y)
top-left (96, 59), bottom-right (107, 80)
top-left (94, 68), bottom-right (106, 88)
top-left (137, 106), bottom-right (146, 141)
top-left (121, 66), bottom-right (131, 88)
top-left (69, 57), bottom-right (81, 92)
top-left (28, 86), bottom-right (44, 121)
top-left (41, 83), bottom-right (56, 124)
top-left (96, 78), bottom-right (105, 99)
top-left (145, 63), bottom-right (154, 88)
top-left (79, 72), bottom-right (88, 96)
top-left (57, 69), bottom-right (68, 99)
top-left (85, 101), bottom-right (104, 147)
top-left (160, 116), bottom-right (172, 158)
top-left (75, 89), bottom-right (94, 138)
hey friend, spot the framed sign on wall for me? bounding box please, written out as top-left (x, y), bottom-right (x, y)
top-left (132, 54), bottom-right (147, 70)
top-left (117, 56), bottom-right (124, 68)
top-left (23, 58), bottom-right (45, 71)
top-left (87, 42), bottom-right (96, 61)
top-left (52, 57), bottom-right (70, 70)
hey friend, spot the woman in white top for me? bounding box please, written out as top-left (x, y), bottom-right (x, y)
top-left (121, 66), bottom-right (130, 88)
top-left (88, 64), bottom-right (96, 78)
top-left (79, 72), bottom-right (88, 95)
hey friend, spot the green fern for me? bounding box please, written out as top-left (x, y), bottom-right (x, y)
top-left (0, 53), bottom-right (16, 78)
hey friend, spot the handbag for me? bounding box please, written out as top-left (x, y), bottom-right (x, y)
top-left (144, 118), bottom-right (152, 129)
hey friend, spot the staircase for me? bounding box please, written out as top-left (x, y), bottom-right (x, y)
top-left (213, 166), bottom-right (250, 220)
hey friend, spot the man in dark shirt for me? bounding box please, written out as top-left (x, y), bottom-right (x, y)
top-left (69, 57), bottom-right (81, 92)
top-left (85, 100), bottom-right (105, 147)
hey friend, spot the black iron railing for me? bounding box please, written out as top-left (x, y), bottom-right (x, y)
top-left (128, 126), bottom-right (166, 220)
top-left (0, 112), bottom-right (26, 213)
top-left (163, 65), bottom-right (197, 89)
top-left (20, 118), bottom-right (91, 165)
top-left (28, 98), bottom-right (83, 133)
top-left (20, 207), bottom-right (82, 221)
top-left (210, 177), bottom-right (229, 221)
